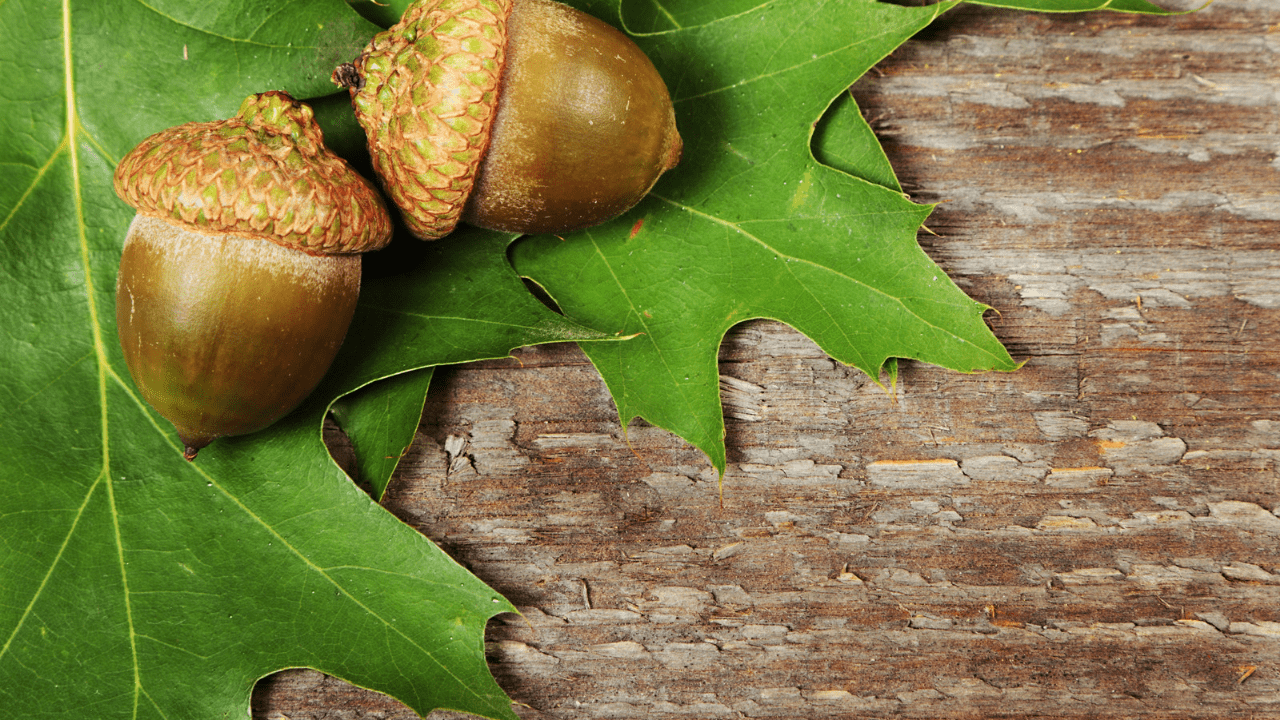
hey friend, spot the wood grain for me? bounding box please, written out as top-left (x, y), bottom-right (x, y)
top-left (254, 2), bottom-right (1280, 718)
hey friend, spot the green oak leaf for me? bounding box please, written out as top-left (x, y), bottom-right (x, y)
top-left (513, 0), bottom-right (1181, 473)
top-left (0, 2), bottom-right (601, 719)
top-left (513, 0), bottom-right (983, 473)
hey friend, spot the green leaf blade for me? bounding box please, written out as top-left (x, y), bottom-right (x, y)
top-left (3, 393), bottom-right (521, 719)
top-left (71, 0), bottom-right (379, 158)
top-left (515, 168), bottom-right (1012, 471)
top-left (514, 0), bottom-right (1013, 473)
top-left (330, 368), bottom-right (434, 500)
top-left (3, 2), bottom-right (531, 718)
top-left (813, 90), bottom-right (903, 193)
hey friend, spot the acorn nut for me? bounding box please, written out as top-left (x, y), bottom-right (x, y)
top-left (113, 91), bottom-right (392, 461)
top-left (334, 0), bottom-right (682, 240)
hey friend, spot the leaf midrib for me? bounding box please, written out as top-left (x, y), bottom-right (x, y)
top-left (0, 0), bottom-right (131, 695)
top-left (59, 1), bottom-right (147, 714)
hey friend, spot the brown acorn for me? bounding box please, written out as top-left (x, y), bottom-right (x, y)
top-left (334, 0), bottom-right (682, 240)
top-left (113, 91), bottom-right (392, 460)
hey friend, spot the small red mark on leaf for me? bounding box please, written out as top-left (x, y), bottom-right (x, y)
top-left (630, 219), bottom-right (644, 239)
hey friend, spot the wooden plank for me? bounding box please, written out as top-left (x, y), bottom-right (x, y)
top-left (254, 1), bottom-right (1280, 718)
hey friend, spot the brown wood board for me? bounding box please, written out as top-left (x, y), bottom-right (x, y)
top-left (255, 2), bottom-right (1280, 718)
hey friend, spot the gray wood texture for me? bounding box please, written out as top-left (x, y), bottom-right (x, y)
top-left (254, 1), bottom-right (1280, 717)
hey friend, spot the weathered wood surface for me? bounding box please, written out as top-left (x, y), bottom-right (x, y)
top-left (256, 2), bottom-right (1280, 718)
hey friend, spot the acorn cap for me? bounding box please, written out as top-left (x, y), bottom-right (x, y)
top-left (113, 91), bottom-right (392, 255)
top-left (335, 0), bottom-right (512, 240)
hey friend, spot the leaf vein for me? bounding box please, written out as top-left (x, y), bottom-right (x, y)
top-left (674, 10), bottom-right (941, 104)
top-left (65, 0), bottom-right (140, 711)
top-left (652, 193), bottom-right (1007, 364)
top-left (0, 146), bottom-right (66, 238)
top-left (126, 0), bottom-right (315, 49)
top-left (647, 0), bottom-right (682, 30)
top-left (587, 230), bottom-right (715, 439)
top-left (186, 462), bottom-right (493, 707)
top-left (0, 475), bottom-right (104, 665)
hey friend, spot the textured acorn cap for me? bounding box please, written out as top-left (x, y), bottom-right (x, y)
top-left (113, 91), bottom-right (392, 255)
top-left (336, 0), bottom-right (512, 240)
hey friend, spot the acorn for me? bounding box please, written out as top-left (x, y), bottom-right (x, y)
top-left (113, 91), bottom-right (392, 461)
top-left (333, 0), bottom-right (682, 240)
